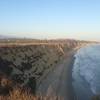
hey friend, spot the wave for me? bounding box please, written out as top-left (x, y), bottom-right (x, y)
top-left (72, 44), bottom-right (100, 99)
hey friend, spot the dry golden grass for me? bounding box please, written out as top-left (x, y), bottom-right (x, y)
top-left (0, 88), bottom-right (63, 100)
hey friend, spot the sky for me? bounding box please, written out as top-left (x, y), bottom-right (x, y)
top-left (0, 0), bottom-right (100, 40)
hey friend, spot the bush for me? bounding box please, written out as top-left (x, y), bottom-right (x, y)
top-left (92, 95), bottom-right (100, 100)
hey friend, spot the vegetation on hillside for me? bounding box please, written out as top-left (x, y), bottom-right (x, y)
top-left (0, 39), bottom-right (92, 99)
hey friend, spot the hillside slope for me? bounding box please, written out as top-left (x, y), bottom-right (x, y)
top-left (0, 40), bottom-right (87, 95)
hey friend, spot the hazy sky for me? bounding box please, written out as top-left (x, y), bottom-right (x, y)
top-left (0, 0), bottom-right (100, 40)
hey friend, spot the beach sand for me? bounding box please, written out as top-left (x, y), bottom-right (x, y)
top-left (36, 50), bottom-right (76, 100)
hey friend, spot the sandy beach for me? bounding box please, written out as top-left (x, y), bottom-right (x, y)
top-left (36, 50), bottom-right (77, 100)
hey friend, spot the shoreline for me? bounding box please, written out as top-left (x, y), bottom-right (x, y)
top-left (36, 50), bottom-right (77, 100)
top-left (64, 50), bottom-right (77, 100)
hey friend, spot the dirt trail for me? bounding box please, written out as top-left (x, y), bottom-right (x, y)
top-left (36, 50), bottom-right (76, 100)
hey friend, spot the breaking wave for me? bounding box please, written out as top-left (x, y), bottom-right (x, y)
top-left (72, 44), bottom-right (100, 100)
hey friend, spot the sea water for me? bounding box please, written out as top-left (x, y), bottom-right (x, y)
top-left (72, 44), bottom-right (100, 100)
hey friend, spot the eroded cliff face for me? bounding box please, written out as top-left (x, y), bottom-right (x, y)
top-left (0, 43), bottom-right (78, 94)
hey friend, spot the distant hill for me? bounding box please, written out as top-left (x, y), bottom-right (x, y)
top-left (0, 35), bottom-right (21, 39)
top-left (0, 35), bottom-right (9, 39)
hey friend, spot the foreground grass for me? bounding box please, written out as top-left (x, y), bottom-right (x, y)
top-left (0, 88), bottom-right (99, 100)
top-left (0, 88), bottom-right (63, 100)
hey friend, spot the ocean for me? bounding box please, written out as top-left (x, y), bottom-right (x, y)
top-left (72, 44), bottom-right (100, 100)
